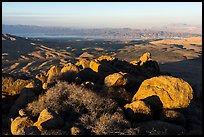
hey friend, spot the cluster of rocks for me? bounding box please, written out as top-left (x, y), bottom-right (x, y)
top-left (2, 52), bottom-right (201, 135)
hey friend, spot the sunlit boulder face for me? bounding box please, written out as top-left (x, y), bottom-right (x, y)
top-left (75, 58), bottom-right (90, 69)
top-left (11, 116), bottom-right (33, 135)
top-left (139, 52), bottom-right (152, 65)
top-left (89, 60), bottom-right (115, 74)
top-left (61, 63), bottom-right (79, 73)
top-left (35, 73), bottom-right (47, 84)
top-left (89, 60), bottom-right (101, 72)
top-left (129, 52), bottom-right (152, 66)
top-left (46, 66), bottom-right (61, 78)
top-left (46, 65), bottom-right (61, 83)
top-left (34, 108), bottom-right (64, 131)
top-left (104, 72), bottom-right (128, 87)
top-left (124, 100), bottom-right (153, 121)
top-left (96, 55), bottom-right (115, 62)
top-left (132, 75), bottom-right (193, 109)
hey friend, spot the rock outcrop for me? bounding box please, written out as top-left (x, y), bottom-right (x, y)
top-left (2, 51), bottom-right (198, 135)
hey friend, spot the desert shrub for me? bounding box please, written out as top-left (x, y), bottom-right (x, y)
top-left (88, 108), bottom-right (131, 135)
top-left (27, 81), bottom-right (118, 115)
top-left (26, 81), bottom-right (134, 135)
top-left (41, 129), bottom-right (69, 135)
top-left (147, 128), bottom-right (168, 135)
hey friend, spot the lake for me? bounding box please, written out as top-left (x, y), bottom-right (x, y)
top-left (11, 33), bottom-right (140, 41)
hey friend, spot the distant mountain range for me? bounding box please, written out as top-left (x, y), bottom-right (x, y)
top-left (2, 24), bottom-right (201, 39)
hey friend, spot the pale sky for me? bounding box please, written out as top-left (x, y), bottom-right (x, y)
top-left (2, 2), bottom-right (202, 28)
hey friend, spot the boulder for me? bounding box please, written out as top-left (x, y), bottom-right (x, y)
top-left (89, 60), bottom-right (115, 74)
top-left (159, 109), bottom-right (186, 126)
top-left (70, 127), bottom-right (81, 135)
top-left (11, 116), bottom-right (33, 135)
top-left (123, 73), bottom-right (146, 92)
top-left (46, 66), bottom-right (61, 83)
top-left (9, 88), bottom-right (36, 118)
top-left (2, 94), bottom-right (19, 116)
top-left (58, 71), bottom-right (77, 83)
top-left (130, 60), bottom-right (140, 66)
top-left (61, 63), bottom-right (79, 73)
top-left (75, 58), bottom-right (90, 69)
top-left (106, 87), bottom-right (132, 106)
top-left (106, 59), bottom-right (142, 75)
top-left (132, 75), bottom-right (193, 109)
top-left (139, 60), bottom-right (160, 77)
top-left (24, 126), bottom-right (41, 135)
top-left (35, 73), bottom-right (47, 84)
top-left (46, 66), bottom-right (61, 77)
top-left (124, 100), bottom-right (152, 121)
top-left (42, 83), bottom-right (48, 90)
top-left (89, 60), bottom-right (101, 72)
top-left (34, 108), bottom-right (64, 131)
top-left (104, 72), bottom-right (128, 87)
top-left (141, 95), bottom-right (163, 119)
top-left (74, 77), bottom-right (83, 84)
top-left (96, 55), bottom-right (115, 62)
top-left (25, 79), bottom-right (42, 94)
top-left (77, 68), bottom-right (100, 83)
top-left (81, 81), bottom-right (96, 90)
top-left (19, 109), bottom-right (27, 117)
top-left (139, 52), bottom-right (152, 65)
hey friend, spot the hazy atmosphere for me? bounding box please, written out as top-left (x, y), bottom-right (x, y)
top-left (2, 2), bottom-right (202, 28)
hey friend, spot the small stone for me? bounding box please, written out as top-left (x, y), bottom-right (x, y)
top-left (19, 109), bottom-right (27, 117)
top-left (70, 127), bottom-right (81, 135)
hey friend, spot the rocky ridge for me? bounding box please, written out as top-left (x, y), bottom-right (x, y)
top-left (2, 52), bottom-right (202, 135)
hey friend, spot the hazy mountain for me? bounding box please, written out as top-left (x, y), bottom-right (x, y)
top-left (2, 24), bottom-right (201, 39)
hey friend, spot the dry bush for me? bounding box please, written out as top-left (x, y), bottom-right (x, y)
top-left (41, 129), bottom-right (69, 135)
top-left (89, 108), bottom-right (131, 135)
top-left (27, 81), bottom-right (118, 115)
top-left (26, 81), bottom-right (135, 135)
